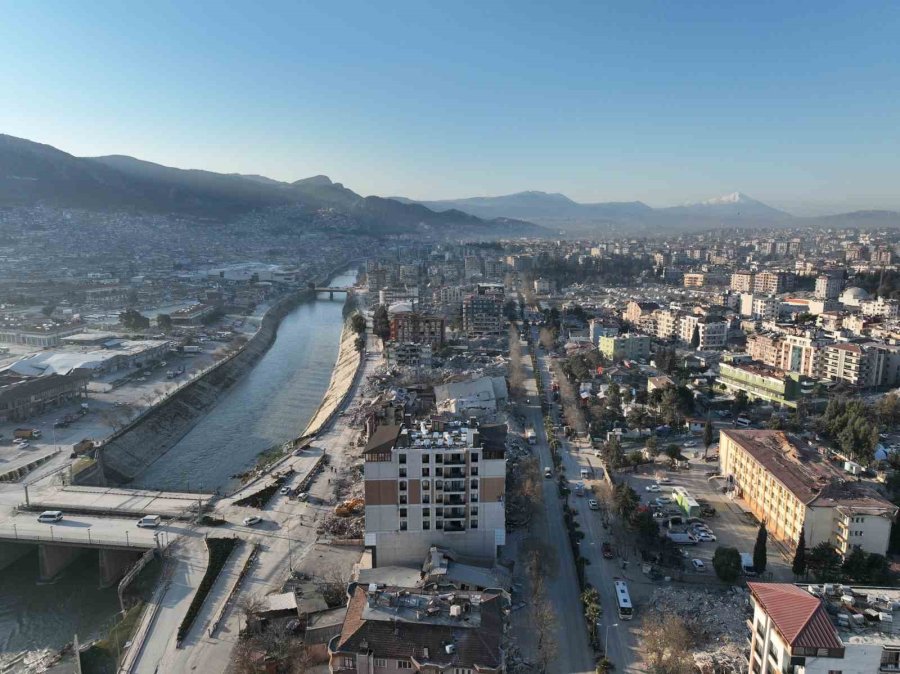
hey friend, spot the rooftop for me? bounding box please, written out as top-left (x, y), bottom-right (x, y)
top-left (722, 430), bottom-right (897, 514)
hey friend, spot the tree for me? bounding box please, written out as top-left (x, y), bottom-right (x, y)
top-left (712, 546), bottom-right (742, 583)
top-left (157, 313), bottom-right (173, 331)
top-left (732, 390), bottom-right (749, 416)
top-left (645, 435), bottom-right (659, 456)
top-left (41, 304), bottom-right (55, 317)
top-left (703, 419), bottom-right (714, 457)
top-left (119, 309), bottom-right (150, 331)
top-left (664, 443), bottom-right (681, 460)
top-left (642, 613), bottom-right (695, 674)
top-left (753, 522), bottom-right (768, 574)
top-left (792, 528), bottom-right (807, 578)
top-left (372, 304), bottom-right (391, 345)
top-left (689, 325), bottom-right (700, 349)
top-left (350, 313), bottom-right (367, 334)
top-left (808, 542), bottom-right (842, 582)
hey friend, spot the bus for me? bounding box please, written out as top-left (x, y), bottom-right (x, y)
top-left (614, 580), bottom-right (634, 620)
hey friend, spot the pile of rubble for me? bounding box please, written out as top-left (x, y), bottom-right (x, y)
top-left (650, 586), bottom-right (750, 674)
top-left (319, 513), bottom-right (364, 539)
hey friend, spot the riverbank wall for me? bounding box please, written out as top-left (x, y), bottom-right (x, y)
top-left (84, 288), bottom-right (316, 486)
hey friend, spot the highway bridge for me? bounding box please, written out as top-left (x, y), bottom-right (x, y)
top-left (307, 283), bottom-right (354, 299)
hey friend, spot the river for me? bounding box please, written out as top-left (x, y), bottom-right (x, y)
top-left (0, 269), bottom-right (356, 657)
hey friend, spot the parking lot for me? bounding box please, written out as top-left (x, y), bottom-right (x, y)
top-left (624, 450), bottom-right (793, 581)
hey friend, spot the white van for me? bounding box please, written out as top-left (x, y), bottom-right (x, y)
top-left (37, 510), bottom-right (63, 523)
top-left (136, 515), bottom-right (161, 528)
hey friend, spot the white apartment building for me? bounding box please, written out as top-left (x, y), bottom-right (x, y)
top-left (741, 294), bottom-right (781, 321)
top-left (652, 309), bottom-right (681, 341)
top-left (815, 274), bottom-right (844, 300)
top-left (748, 583), bottom-right (900, 674)
top-left (363, 420), bottom-right (506, 567)
top-left (678, 314), bottom-right (727, 349)
top-left (720, 430), bottom-right (897, 556)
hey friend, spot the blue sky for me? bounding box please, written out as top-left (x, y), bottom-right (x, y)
top-left (1, 0), bottom-right (899, 213)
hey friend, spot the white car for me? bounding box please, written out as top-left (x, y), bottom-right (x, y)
top-left (588, 499), bottom-right (600, 511)
top-left (645, 484), bottom-right (661, 492)
top-left (654, 497), bottom-right (673, 506)
top-left (242, 516), bottom-right (262, 526)
top-left (691, 559), bottom-right (705, 571)
top-left (279, 486), bottom-right (291, 495)
top-left (684, 441), bottom-right (697, 448)
top-left (657, 476), bottom-right (672, 484)
top-left (698, 533), bottom-right (717, 542)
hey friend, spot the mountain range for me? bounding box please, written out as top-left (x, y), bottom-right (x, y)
top-left (0, 134), bottom-right (544, 238)
top-left (393, 189), bottom-right (900, 233)
top-left (1, 133), bottom-right (896, 236)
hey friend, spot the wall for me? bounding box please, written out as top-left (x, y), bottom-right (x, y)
top-left (88, 289), bottom-right (314, 485)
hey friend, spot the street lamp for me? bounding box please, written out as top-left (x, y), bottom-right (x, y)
top-left (605, 623), bottom-right (619, 657)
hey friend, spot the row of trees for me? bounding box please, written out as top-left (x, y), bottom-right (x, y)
top-left (817, 397), bottom-right (880, 463)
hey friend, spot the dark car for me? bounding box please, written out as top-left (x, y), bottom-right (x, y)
top-left (601, 542), bottom-right (613, 559)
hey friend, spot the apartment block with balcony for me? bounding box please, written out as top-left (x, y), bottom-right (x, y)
top-left (462, 284), bottom-right (504, 336)
top-left (754, 271), bottom-right (792, 295)
top-left (720, 430), bottom-right (897, 556)
top-left (823, 342), bottom-right (895, 388)
top-left (598, 333), bottom-right (650, 362)
top-left (363, 419), bottom-right (506, 567)
top-left (717, 358), bottom-right (813, 409)
top-left (678, 314), bottom-right (727, 350)
top-left (389, 313), bottom-right (445, 349)
top-left (731, 271), bottom-right (755, 293)
top-left (748, 582), bottom-right (900, 674)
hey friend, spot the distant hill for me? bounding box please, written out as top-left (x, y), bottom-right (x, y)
top-left (393, 189), bottom-right (898, 232)
top-left (0, 134), bottom-right (546, 238)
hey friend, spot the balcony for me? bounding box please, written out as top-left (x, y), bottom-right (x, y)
top-left (444, 480), bottom-right (466, 493)
top-left (446, 494), bottom-right (466, 506)
top-left (445, 508), bottom-right (466, 519)
top-left (445, 522), bottom-right (465, 533)
top-left (446, 468), bottom-right (465, 479)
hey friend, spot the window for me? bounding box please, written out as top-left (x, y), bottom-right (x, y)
top-left (471, 506), bottom-right (478, 516)
top-left (399, 481), bottom-right (407, 491)
top-left (436, 507), bottom-right (444, 516)
top-left (423, 520), bottom-right (430, 530)
top-left (471, 492), bottom-right (479, 502)
top-left (342, 657), bottom-right (354, 668)
top-left (398, 660), bottom-right (412, 669)
top-left (826, 670), bottom-right (842, 674)
top-left (374, 658), bottom-right (387, 668)
top-left (470, 519), bottom-right (478, 529)
top-left (400, 520), bottom-right (407, 531)
top-left (422, 480), bottom-right (430, 490)
top-left (423, 507), bottom-right (431, 517)
top-left (399, 453), bottom-right (406, 464)
top-left (400, 507), bottom-right (407, 517)
top-left (470, 453), bottom-right (479, 462)
top-left (423, 494), bottom-right (431, 504)
top-left (422, 455), bottom-right (429, 464)
top-left (436, 455), bottom-right (443, 463)
top-left (436, 467), bottom-right (443, 477)
top-left (436, 520), bottom-right (443, 529)
top-left (422, 467), bottom-right (430, 477)
top-left (399, 468), bottom-right (407, 478)
top-left (399, 495), bottom-right (407, 505)
top-left (470, 479), bottom-right (478, 489)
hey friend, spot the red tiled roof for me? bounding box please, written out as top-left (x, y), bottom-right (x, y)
top-left (749, 583), bottom-right (842, 650)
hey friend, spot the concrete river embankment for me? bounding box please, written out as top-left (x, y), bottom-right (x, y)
top-left (0, 270), bottom-right (358, 658)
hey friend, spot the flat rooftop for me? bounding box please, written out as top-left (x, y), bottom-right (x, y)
top-left (806, 584), bottom-right (900, 645)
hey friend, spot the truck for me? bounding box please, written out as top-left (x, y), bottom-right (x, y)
top-left (14, 428), bottom-right (41, 440)
top-left (525, 427), bottom-right (536, 445)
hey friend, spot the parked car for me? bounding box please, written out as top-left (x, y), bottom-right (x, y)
top-left (137, 515), bottom-right (161, 528)
top-left (645, 484), bottom-right (661, 492)
top-left (698, 533), bottom-right (717, 542)
top-left (297, 492), bottom-right (309, 502)
top-left (691, 559), bottom-right (706, 571)
top-left (654, 497), bottom-right (673, 506)
top-left (588, 499), bottom-right (600, 511)
top-left (601, 542), bottom-right (614, 559)
top-left (242, 516), bottom-right (262, 526)
top-left (279, 486), bottom-right (291, 495)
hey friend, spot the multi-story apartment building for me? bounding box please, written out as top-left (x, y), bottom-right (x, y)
top-left (652, 309), bottom-right (681, 341)
top-left (462, 288), bottom-right (503, 336)
top-left (328, 584), bottom-right (505, 674)
top-left (741, 294), bottom-right (781, 321)
top-left (860, 297), bottom-right (900, 319)
top-left (754, 271), bottom-right (791, 295)
top-left (379, 286), bottom-right (420, 307)
top-left (748, 583), bottom-right (900, 674)
top-left (598, 333), bottom-right (651, 362)
top-left (533, 277), bottom-right (551, 294)
top-left (717, 358), bottom-right (813, 409)
top-left (678, 314), bottom-right (727, 350)
top-left (623, 300), bottom-right (659, 325)
top-left (747, 330), bottom-right (830, 379)
top-left (463, 255), bottom-right (484, 279)
top-left (389, 312), bottom-right (445, 349)
top-left (731, 271), bottom-right (755, 293)
top-left (683, 273), bottom-right (706, 288)
top-left (815, 274), bottom-right (844, 300)
top-left (719, 430), bottom-right (897, 556)
top-left (363, 419), bottom-right (506, 566)
top-left (823, 342), bottom-right (889, 388)
top-left (588, 318), bottom-right (619, 345)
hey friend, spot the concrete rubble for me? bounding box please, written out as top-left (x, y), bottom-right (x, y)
top-left (650, 585), bottom-right (750, 674)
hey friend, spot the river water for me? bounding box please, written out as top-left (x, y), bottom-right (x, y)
top-left (0, 269), bottom-right (355, 657)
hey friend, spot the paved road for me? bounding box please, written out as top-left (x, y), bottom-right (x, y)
top-left (531, 331), bottom-right (640, 671)
top-left (519, 336), bottom-right (595, 674)
top-left (0, 510), bottom-right (169, 549)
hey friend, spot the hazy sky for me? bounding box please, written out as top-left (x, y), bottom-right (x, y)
top-left (2, 1), bottom-right (899, 214)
